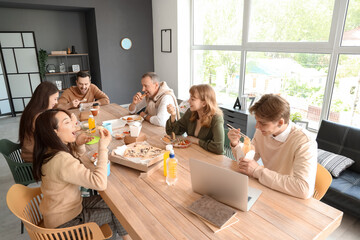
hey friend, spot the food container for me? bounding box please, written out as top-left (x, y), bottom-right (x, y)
top-left (130, 122), bottom-right (142, 137)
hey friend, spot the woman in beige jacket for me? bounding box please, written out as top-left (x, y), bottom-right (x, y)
top-left (32, 109), bottom-right (129, 239)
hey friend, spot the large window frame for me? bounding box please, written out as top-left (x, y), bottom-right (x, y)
top-left (191, 0), bottom-right (360, 130)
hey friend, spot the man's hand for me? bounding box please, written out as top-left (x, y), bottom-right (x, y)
top-left (228, 128), bottom-right (241, 147)
top-left (76, 133), bottom-right (93, 146)
top-left (132, 92), bottom-right (143, 105)
top-left (139, 111), bottom-right (148, 121)
top-left (238, 158), bottom-right (259, 177)
top-left (72, 99), bottom-right (80, 108)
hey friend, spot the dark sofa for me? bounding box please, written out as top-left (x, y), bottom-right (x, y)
top-left (316, 120), bottom-right (360, 218)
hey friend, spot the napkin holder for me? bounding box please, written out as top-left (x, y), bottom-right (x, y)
top-left (124, 132), bottom-right (147, 145)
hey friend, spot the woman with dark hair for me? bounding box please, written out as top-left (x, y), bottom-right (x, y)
top-left (32, 109), bottom-right (129, 239)
top-left (19, 81), bottom-right (59, 162)
top-left (166, 84), bottom-right (224, 154)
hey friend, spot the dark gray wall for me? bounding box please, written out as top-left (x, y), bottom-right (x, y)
top-left (0, 8), bottom-right (88, 52)
top-left (0, 0), bottom-right (154, 105)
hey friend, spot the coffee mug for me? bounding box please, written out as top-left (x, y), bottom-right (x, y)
top-left (102, 122), bottom-right (113, 134)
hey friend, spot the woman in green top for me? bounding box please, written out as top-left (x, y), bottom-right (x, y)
top-left (166, 84), bottom-right (224, 154)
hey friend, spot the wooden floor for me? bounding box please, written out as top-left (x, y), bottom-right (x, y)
top-left (0, 115), bottom-right (359, 239)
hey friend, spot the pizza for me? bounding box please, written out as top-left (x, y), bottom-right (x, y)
top-left (123, 143), bottom-right (164, 160)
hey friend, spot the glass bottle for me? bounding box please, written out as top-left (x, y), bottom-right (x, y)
top-left (166, 150), bottom-right (178, 186)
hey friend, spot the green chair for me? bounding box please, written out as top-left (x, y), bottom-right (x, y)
top-left (0, 138), bottom-right (36, 234)
top-left (0, 139), bottom-right (35, 186)
top-left (224, 129), bottom-right (235, 160)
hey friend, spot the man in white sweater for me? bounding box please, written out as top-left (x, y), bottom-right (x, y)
top-left (129, 72), bottom-right (180, 127)
top-left (228, 94), bottom-right (317, 199)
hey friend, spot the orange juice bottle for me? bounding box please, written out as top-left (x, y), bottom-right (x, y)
top-left (166, 150), bottom-right (178, 186)
top-left (163, 145), bottom-right (173, 176)
top-left (88, 115), bottom-right (96, 134)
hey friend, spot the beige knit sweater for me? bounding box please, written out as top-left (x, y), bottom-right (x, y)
top-left (232, 123), bottom-right (317, 199)
top-left (40, 145), bottom-right (108, 228)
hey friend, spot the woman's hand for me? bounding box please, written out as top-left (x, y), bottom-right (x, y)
top-left (167, 104), bottom-right (176, 116)
top-left (186, 136), bottom-right (199, 145)
top-left (228, 128), bottom-right (241, 147)
top-left (167, 104), bottom-right (177, 122)
top-left (99, 127), bottom-right (112, 149)
top-left (76, 132), bottom-right (93, 146)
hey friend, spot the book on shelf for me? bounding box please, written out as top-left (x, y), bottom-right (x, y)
top-left (187, 195), bottom-right (238, 231)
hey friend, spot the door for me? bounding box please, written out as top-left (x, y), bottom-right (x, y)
top-left (0, 32), bottom-right (41, 116)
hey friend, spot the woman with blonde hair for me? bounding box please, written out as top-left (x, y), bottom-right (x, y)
top-left (166, 84), bottom-right (224, 154)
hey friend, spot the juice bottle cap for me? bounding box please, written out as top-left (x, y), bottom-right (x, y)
top-left (93, 103), bottom-right (99, 106)
top-left (169, 150), bottom-right (175, 158)
top-left (89, 114), bottom-right (94, 118)
top-left (166, 145), bottom-right (173, 151)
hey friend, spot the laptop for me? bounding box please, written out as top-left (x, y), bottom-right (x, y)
top-left (189, 158), bottom-right (262, 211)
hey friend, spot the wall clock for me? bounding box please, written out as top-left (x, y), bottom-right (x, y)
top-left (120, 38), bottom-right (132, 50)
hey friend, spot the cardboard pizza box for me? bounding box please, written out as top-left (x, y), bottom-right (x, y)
top-left (109, 142), bottom-right (164, 172)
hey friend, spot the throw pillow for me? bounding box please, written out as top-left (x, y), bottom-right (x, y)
top-left (317, 149), bottom-right (355, 177)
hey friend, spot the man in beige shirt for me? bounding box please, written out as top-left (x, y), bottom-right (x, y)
top-left (57, 71), bottom-right (110, 110)
top-left (228, 94), bottom-right (317, 199)
top-left (129, 72), bottom-right (180, 127)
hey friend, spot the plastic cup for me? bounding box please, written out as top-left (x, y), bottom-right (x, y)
top-left (102, 122), bottom-right (113, 134)
top-left (90, 108), bottom-right (99, 116)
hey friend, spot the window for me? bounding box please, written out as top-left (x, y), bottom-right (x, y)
top-left (331, 54), bottom-right (360, 127)
top-left (193, 0), bottom-right (243, 45)
top-left (193, 50), bottom-right (241, 105)
top-left (249, 0), bottom-right (335, 42)
top-left (342, 0), bottom-right (360, 46)
top-left (244, 52), bottom-right (329, 129)
top-left (192, 0), bottom-right (360, 130)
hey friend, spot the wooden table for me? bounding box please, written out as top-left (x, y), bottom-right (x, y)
top-left (74, 103), bottom-right (343, 240)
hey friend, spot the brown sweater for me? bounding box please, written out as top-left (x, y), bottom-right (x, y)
top-left (21, 134), bottom-right (34, 163)
top-left (57, 84), bottom-right (110, 110)
top-left (40, 145), bottom-right (108, 228)
top-left (21, 113), bottom-right (40, 163)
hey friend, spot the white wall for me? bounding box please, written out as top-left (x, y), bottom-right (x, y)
top-left (152, 0), bottom-right (191, 100)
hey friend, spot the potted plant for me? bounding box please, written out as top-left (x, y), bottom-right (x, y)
top-left (290, 112), bottom-right (302, 122)
top-left (38, 49), bottom-right (48, 79)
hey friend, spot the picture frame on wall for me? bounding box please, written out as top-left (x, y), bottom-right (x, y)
top-left (161, 29), bottom-right (172, 53)
top-left (294, 120), bottom-right (309, 129)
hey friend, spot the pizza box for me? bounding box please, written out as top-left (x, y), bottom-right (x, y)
top-left (109, 142), bottom-right (164, 172)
